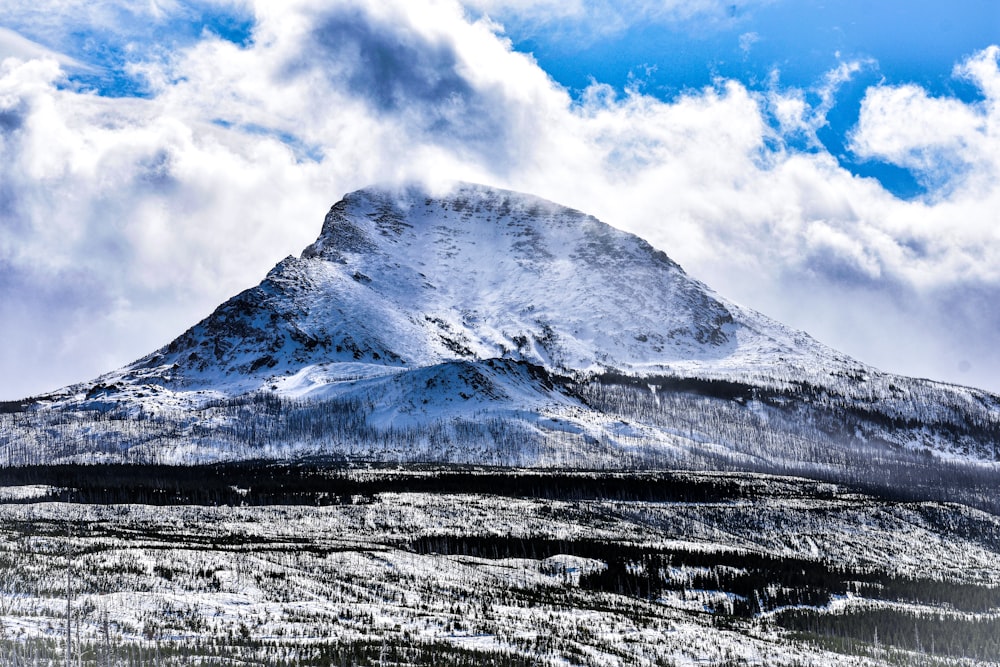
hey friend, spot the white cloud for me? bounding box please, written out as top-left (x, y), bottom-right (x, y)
top-left (768, 90), bottom-right (809, 134)
top-left (957, 44), bottom-right (1000, 100)
top-left (850, 85), bottom-right (988, 187)
top-left (760, 59), bottom-right (872, 148)
top-left (738, 31), bottom-right (759, 55)
top-left (2, 0), bottom-right (1000, 397)
top-left (849, 46), bottom-right (1000, 201)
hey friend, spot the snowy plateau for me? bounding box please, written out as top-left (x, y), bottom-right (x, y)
top-left (2, 183), bottom-right (1000, 665)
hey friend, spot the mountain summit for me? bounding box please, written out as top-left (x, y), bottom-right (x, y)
top-left (6, 183), bottom-right (1000, 468)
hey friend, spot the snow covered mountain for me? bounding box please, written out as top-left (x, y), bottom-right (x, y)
top-left (127, 182), bottom-right (837, 385)
top-left (5, 183), bottom-right (1000, 468)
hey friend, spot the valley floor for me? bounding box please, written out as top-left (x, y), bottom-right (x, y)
top-left (1, 468), bottom-right (999, 666)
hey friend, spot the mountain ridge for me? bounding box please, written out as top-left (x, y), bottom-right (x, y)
top-left (4, 182), bottom-right (1000, 468)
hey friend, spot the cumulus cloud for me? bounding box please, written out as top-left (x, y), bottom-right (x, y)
top-left (1, 0), bottom-right (1000, 397)
top-left (851, 86), bottom-right (986, 191)
top-left (0, 54), bottom-right (332, 394)
top-left (850, 47), bottom-right (999, 197)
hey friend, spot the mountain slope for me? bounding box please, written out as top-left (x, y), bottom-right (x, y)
top-left (4, 182), bottom-right (1000, 469)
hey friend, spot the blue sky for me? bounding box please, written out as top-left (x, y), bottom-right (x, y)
top-left (1, 0), bottom-right (999, 397)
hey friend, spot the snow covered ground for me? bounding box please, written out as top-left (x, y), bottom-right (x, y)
top-left (1, 469), bottom-right (998, 665)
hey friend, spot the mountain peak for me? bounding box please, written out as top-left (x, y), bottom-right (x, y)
top-left (111, 181), bottom-right (849, 395)
top-left (305, 182), bottom-right (607, 261)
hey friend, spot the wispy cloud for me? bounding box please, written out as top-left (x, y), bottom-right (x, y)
top-left (463, 0), bottom-right (771, 40)
top-left (0, 27), bottom-right (91, 70)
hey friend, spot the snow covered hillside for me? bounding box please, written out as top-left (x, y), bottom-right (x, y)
top-left (3, 183), bottom-right (1000, 469)
top-left (3, 467), bottom-right (1000, 666)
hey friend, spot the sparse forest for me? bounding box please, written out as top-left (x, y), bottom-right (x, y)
top-left (2, 365), bottom-right (1000, 664)
top-left (4, 370), bottom-right (1000, 511)
top-left (0, 465), bottom-right (999, 665)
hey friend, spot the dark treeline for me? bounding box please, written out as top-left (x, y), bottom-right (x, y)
top-left (591, 372), bottom-right (757, 402)
top-left (0, 463), bottom-right (837, 506)
top-left (776, 607), bottom-right (1000, 662)
top-left (409, 534), bottom-right (1000, 619)
top-left (0, 636), bottom-right (549, 667)
top-left (5, 462), bottom-right (1000, 557)
top-left (0, 399), bottom-right (32, 414)
top-left (5, 364), bottom-right (1000, 519)
top-left (861, 575), bottom-right (1000, 614)
top-left (411, 532), bottom-right (844, 616)
top-left (757, 451), bottom-right (1000, 518)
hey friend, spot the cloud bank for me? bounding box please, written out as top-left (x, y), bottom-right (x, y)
top-left (1, 0), bottom-right (999, 397)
